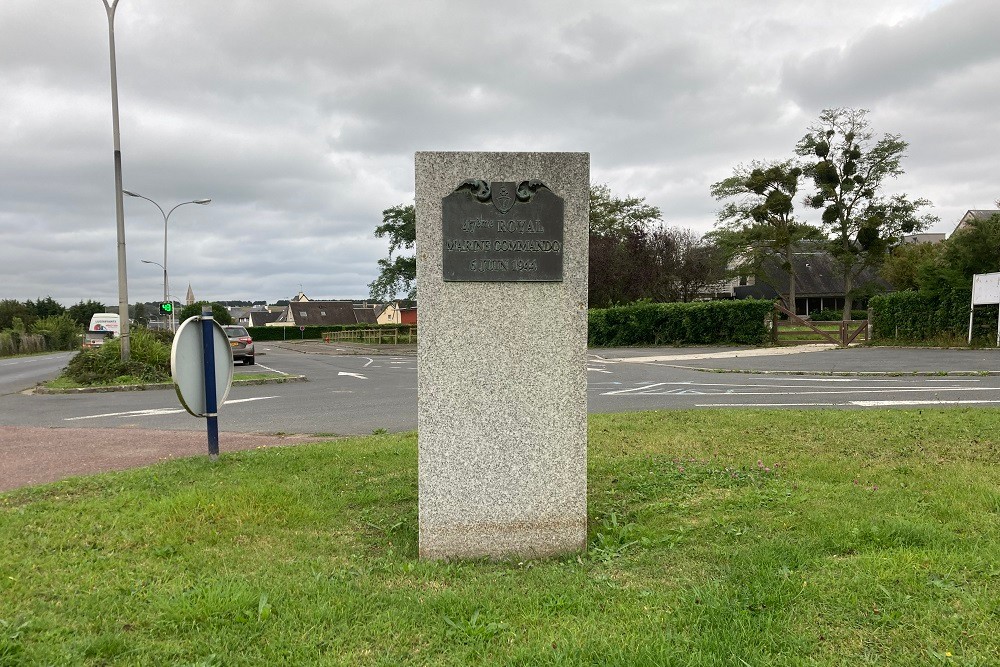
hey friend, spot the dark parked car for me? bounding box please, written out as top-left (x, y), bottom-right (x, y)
top-left (223, 325), bottom-right (255, 365)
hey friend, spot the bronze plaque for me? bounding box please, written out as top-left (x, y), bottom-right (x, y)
top-left (441, 180), bottom-right (564, 282)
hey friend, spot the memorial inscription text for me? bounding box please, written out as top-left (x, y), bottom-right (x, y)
top-left (441, 180), bottom-right (564, 282)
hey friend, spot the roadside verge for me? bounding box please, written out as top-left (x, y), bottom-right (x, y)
top-left (33, 374), bottom-right (307, 395)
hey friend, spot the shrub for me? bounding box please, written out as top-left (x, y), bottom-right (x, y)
top-left (0, 330), bottom-right (46, 356)
top-left (65, 328), bottom-right (171, 385)
top-left (31, 314), bottom-right (81, 351)
top-left (588, 300), bottom-right (773, 347)
top-left (869, 289), bottom-right (997, 344)
top-left (247, 324), bottom-right (414, 341)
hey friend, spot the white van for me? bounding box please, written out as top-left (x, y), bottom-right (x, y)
top-left (82, 313), bottom-right (121, 349)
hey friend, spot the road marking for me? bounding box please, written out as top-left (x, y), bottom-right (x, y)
top-left (64, 396), bottom-right (278, 421)
top-left (698, 402), bottom-right (838, 407)
top-left (224, 396), bottom-right (277, 404)
top-left (255, 363), bottom-right (288, 376)
top-left (699, 398), bottom-right (1000, 408)
top-left (612, 386), bottom-right (991, 397)
top-left (587, 367), bottom-right (612, 373)
top-left (602, 382), bottom-right (671, 395)
top-left (851, 399), bottom-right (1000, 407)
top-left (66, 407), bottom-right (186, 421)
top-left (363, 358), bottom-right (374, 368)
top-left (338, 372), bottom-right (368, 380)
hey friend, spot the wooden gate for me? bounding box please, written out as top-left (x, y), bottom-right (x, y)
top-left (773, 304), bottom-right (869, 347)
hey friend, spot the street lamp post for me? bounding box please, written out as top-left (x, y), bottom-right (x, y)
top-left (101, 0), bottom-right (130, 361)
top-left (140, 259), bottom-right (172, 331)
top-left (125, 191), bottom-right (211, 332)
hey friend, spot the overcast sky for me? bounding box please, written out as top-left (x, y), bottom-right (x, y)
top-left (2, 0), bottom-right (998, 306)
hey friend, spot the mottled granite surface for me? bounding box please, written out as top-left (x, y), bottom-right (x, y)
top-left (416, 152), bottom-right (589, 560)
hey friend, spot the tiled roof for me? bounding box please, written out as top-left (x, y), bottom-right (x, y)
top-left (740, 248), bottom-right (891, 298)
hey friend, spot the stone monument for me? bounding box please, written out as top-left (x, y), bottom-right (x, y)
top-left (415, 151), bottom-right (589, 559)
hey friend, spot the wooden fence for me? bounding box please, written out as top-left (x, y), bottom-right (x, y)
top-left (322, 327), bottom-right (417, 345)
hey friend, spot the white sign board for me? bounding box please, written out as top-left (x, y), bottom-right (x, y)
top-left (972, 272), bottom-right (1000, 306)
top-left (170, 316), bottom-right (234, 417)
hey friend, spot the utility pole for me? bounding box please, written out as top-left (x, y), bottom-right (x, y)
top-left (102, 0), bottom-right (131, 360)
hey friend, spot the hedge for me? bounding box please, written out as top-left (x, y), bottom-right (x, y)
top-left (588, 300), bottom-right (774, 347)
top-left (246, 324), bottom-right (415, 342)
top-left (869, 289), bottom-right (998, 343)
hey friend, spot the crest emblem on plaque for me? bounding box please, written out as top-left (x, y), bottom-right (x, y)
top-left (493, 184), bottom-right (514, 214)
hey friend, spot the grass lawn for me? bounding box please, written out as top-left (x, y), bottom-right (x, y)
top-left (43, 372), bottom-right (289, 390)
top-left (1, 409), bottom-right (998, 665)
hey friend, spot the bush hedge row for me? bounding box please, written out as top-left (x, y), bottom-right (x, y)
top-left (246, 324), bottom-right (416, 341)
top-left (869, 290), bottom-right (997, 343)
top-left (588, 300), bottom-right (774, 347)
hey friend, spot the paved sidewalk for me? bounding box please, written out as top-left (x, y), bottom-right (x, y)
top-left (0, 427), bottom-right (328, 494)
top-left (593, 345), bottom-right (1000, 374)
top-left (266, 340), bottom-right (416, 356)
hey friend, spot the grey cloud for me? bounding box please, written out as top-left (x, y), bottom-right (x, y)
top-left (1, 1), bottom-right (995, 304)
top-left (781, 0), bottom-right (1000, 108)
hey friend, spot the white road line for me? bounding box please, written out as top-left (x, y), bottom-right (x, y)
top-left (851, 399), bottom-right (1000, 406)
top-left (255, 363), bottom-right (288, 376)
top-left (338, 372), bottom-right (368, 379)
top-left (926, 379), bottom-right (981, 382)
top-left (363, 358), bottom-right (374, 368)
top-left (64, 396), bottom-right (278, 421)
top-left (611, 386), bottom-right (993, 397)
top-left (224, 396), bottom-right (277, 404)
top-left (698, 402), bottom-right (838, 407)
top-left (587, 367), bottom-right (612, 373)
top-left (603, 382), bottom-right (671, 395)
top-left (66, 407), bottom-right (186, 421)
top-left (698, 398), bottom-right (1000, 408)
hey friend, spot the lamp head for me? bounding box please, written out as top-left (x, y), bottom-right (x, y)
top-left (194, 199), bottom-right (211, 205)
top-left (123, 190), bottom-right (140, 197)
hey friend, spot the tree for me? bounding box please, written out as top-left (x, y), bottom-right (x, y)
top-left (589, 183), bottom-right (663, 237)
top-left (710, 160), bottom-right (822, 310)
top-left (29, 296), bottom-right (65, 319)
top-left (0, 300), bottom-right (35, 330)
top-left (178, 301), bottom-right (233, 325)
top-left (881, 241), bottom-right (946, 291)
top-left (67, 300), bottom-right (107, 327)
top-left (796, 108), bottom-right (938, 319)
top-left (587, 184), bottom-right (668, 307)
top-left (132, 303), bottom-right (149, 328)
top-left (664, 228), bottom-right (727, 302)
top-left (369, 204), bottom-right (416, 301)
top-left (939, 212), bottom-right (1000, 283)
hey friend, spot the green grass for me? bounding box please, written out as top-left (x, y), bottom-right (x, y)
top-left (44, 372), bottom-right (289, 390)
top-left (41, 375), bottom-right (164, 389)
top-left (232, 372), bottom-right (287, 381)
top-left (1, 409), bottom-right (998, 665)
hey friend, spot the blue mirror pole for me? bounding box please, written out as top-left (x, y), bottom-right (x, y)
top-left (201, 306), bottom-right (220, 461)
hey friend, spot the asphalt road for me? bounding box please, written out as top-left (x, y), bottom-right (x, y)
top-left (2, 344), bottom-right (1000, 438)
top-left (0, 352), bottom-right (74, 396)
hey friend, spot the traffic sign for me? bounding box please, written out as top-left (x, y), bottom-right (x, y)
top-left (160, 302), bottom-right (173, 314)
top-left (171, 316), bottom-right (233, 418)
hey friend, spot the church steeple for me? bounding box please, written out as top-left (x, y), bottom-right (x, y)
top-left (186, 283), bottom-right (195, 305)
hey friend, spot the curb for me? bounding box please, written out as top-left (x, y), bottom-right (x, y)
top-left (34, 374), bottom-right (308, 395)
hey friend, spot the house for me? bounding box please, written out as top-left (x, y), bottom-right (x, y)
top-left (265, 292), bottom-right (415, 327)
top-left (249, 310), bottom-right (282, 327)
top-left (900, 233), bottom-right (945, 244)
top-left (399, 307), bottom-right (417, 325)
top-left (227, 307), bottom-right (252, 326)
top-left (952, 209), bottom-right (1000, 236)
top-left (734, 247), bottom-right (891, 315)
